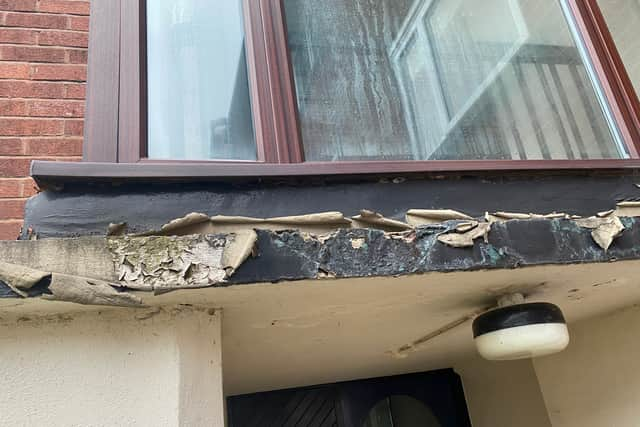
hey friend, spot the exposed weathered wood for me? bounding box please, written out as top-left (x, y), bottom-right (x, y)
top-left (2, 218), bottom-right (640, 303)
top-left (1, 237), bottom-right (115, 279)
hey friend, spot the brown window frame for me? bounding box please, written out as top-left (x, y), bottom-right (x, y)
top-left (34, 0), bottom-right (640, 180)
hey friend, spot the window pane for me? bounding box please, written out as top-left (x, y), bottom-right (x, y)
top-left (363, 396), bottom-right (441, 427)
top-left (284, 0), bottom-right (626, 161)
top-left (597, 0), bottom-right (640, 96)
top-left (147, 0), bottom-right (256, 160)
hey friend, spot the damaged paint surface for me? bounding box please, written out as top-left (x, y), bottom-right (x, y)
top-left (45, 274), bottom-right (143, 307)
top-left (0, 230), bottom-right (256, 304)
top-left (137, 212), bottom-right (353, 236)
top-left (407, 209), bottom-right (474, 225)
top-left (2, 216), bottom-right (640, 305)
top-left (0, 261), bottom-right (50, 297)
top-left (108, 231), bottom-right (256, 291)
top-left (0, 263), bottom-right (142, 307)
top-left (3, 202), bottom-right (640, 307)
top-left (104, 203), bottom-right (639, 253)
top-left (23, 175), bottom-right (640, 239)
top-left (575, 214), bottom-right (625, 251)
top-left (437, 221), bottom-right (491, 248)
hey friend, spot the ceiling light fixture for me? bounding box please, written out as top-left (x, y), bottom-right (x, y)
top-left (472, 294), bottom-right (570, 361)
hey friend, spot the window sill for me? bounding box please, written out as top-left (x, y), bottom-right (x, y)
top-left (30, 159), bottom-right (640, 187)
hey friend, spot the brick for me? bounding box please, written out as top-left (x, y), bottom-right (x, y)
top-left (0, 80), bottom-right (66, 98)
top-left (38, 30), bottom-right (88, 48)
top-left (0, 28), bottom-right (38, 44)
top-left (63, 82), bottom-right (85, 99)
top-left (0, 198), bottom-right (26, 218)
top-left (38, 0), bottom-right (90, 16)
top-left (67, 48), bottom-right (87, 64)
top-left (0, 0), bottom-right (37, 12)
top-left (0, 138), bottom-right (24, 155)
top-left (0, 100), bottom-right (83, 117)
top-left (30, 100), bottom-right (84, 117)
top-left (0, 179), bottom-right (24, 198)
top-left (0, 118), bottom-right (64, 136)
top-left (31, 64), bottom-right (87, 81)
top-left (0, 178), bottom-right (34, 197)
top-left (0, 3), bottom-right (87, 205)
top-left (0, 99), bottom-right (27, 116)
top-left (63, 118), bottom-right (83, 136)
top-left (0, 157), bottom-right (31, 176)
top-left (0, 62), bottom-right (30, 79)
top-left (24, 137), bottom-right (82, 155)
top-left (0, 46), bottom-right (66, 63)
top-left (0, 220), bottom-right (22, 240)
top-left (67, 15), bottom-right (89, 31)
top-left (21, 178), bottom-right (38, 197)
top-left (4, 12), bottom-right (67, 29)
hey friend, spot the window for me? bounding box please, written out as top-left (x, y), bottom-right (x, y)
top-left (44, 0), bottom-right (640, 179)
top-left (284, 0), bottom-right (626, 161)
top-left (146, 1), bottom-right (257, 160)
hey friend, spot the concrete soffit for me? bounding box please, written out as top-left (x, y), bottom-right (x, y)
top-left (1, 203), bottom-right (640, 311)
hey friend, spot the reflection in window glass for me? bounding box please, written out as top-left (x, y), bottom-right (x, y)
top-left (147, 0), bottom-right (256, 160)
top-left (363, 396), bottom-right (441, 427)
top-left (597, 0), bottom-right (640, 96)
top-left (284, 0), bottom-right (626, 161)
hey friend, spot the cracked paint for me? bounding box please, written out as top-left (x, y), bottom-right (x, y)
top-left (2, 212), bottom-right (640, 307)
top-left (108, 231), bottom-right (257, 291)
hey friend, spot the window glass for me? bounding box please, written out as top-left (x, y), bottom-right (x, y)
top-left (284, 0), bottom-right (627, 161)
top-left (597, 0), bottom-right (640, 96)
top-left (147, 0), bottom-right (256, 160)
top-left (363, 396), bottom-right (441, 427)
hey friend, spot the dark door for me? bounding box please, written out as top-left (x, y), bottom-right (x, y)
top-left (227, 369), bottom-right (472, 427)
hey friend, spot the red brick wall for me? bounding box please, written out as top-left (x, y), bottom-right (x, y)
top-left (0, 0), bottom-right (88, 239)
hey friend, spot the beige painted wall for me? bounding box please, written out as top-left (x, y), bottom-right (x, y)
top-left (0, 307), bottom-right (223, 427)
top-left (534, 304), bottom-right (640, 427)
top-left (455, 357), bottom-right (552, 427)
top-left (0, 305), bottom-right (554, 427)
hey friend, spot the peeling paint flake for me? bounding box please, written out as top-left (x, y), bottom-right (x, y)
top-left (109, 235), bottom-right (226, 290)
top-left (437, 221), bottom-right (491, 248)
top-left (406, 209), bottom-right (474, 226)
top-left (350, 237), bottom-right (367, 249)
top-left (0, 261), bottom-right (142, 307)
top-left (576, 213), bottom-right (625, 251)
top-left (44, 274), bottom-right (144, 308)
top-left (597, 209), bottom-right (615, 218)
top-left (486, 211), bottom-right (573, 222)
top-left (0, 261), bottom-right (50, 297)
top-left (351, 210), bottom-right (413, 232)
top-left (616, 201), bottom-right (640, 218)
top-left (223, 230), bottom-right (258, 275)
top-left (108, 232), bottom-right (257, 291)
top-left (141, 212), bottom-right (353, 236)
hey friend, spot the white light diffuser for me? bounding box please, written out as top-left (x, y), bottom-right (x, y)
top-left (475, 323), bottom-right (569, 360)
top-left (473, 302), bottom-right (570, 361)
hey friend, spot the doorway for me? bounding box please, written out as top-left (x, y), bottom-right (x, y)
top-left (227, 369), bottom-right (472, 427)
